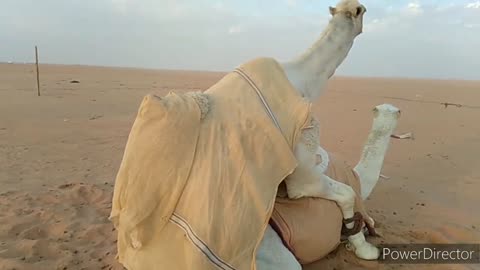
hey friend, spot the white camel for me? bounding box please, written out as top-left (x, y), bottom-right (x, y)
top-left (255, 0), bottom-right (401, 269)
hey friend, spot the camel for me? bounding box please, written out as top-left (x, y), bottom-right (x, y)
top-left (255, 0), bottom-right (401, 268)
top-left (109, 1), bottom-right (401, 269)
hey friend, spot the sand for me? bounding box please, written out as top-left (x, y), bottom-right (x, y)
top-left (0, 62), bottom-right (479, 270)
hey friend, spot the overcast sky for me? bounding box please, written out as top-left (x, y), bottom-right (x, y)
top-left (2, 0), bottom-right (480, 80)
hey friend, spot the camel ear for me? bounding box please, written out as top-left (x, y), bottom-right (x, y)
top-left (329, 6), bottom-right (336, 16)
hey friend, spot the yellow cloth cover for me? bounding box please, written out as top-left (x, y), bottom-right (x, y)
top-left (109, 57), bottom-right (311, 270)
top-left (270, 155), bottom-right (369, 265)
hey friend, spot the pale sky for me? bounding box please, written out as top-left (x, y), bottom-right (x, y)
top-left (2, 0), bottom-right (480, 80)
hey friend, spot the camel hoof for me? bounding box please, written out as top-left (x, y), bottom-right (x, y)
top-left (347, 232), bottom-right (380, 260)
top-left (354, 241), bottom-right (380, 260)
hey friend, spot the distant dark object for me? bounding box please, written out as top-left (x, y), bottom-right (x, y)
top-left (89, 114), bottom-right (103, 120)
top-left (70, 80), bottom-right (80, 84)
top-left (441, 102), bottom-right (462, 108)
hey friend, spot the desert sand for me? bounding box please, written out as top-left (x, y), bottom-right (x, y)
top-left (0, 62), bottom-right (479, 270)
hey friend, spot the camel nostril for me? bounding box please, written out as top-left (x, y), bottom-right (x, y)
top-left (356, 6), bottom-right (363, 16)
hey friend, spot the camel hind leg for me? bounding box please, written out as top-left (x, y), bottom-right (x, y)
top-left (256, 225), bottom-right (302, 270)
top-left (353, 104), bottom-right (401, 201)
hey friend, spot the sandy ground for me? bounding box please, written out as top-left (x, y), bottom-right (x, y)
top-left (0, 62), bottom-right (479, 270)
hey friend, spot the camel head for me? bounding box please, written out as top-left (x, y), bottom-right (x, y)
top-left (329, 0), bottom-right (367, 36)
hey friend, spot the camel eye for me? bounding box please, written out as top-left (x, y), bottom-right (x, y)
top-left (356, 6), bottom-right (363, 16)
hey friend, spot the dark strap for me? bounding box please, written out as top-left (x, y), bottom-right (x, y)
top-left (341, 212), bottom-right (364, 237)
top-left (341, 212), bottom-right (380, 238)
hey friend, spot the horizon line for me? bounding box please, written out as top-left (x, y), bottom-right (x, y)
top-left (1, 61), bottom-right (479, 83)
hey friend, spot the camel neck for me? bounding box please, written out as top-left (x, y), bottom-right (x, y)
top-left (283, 15), bottom-right (356, 102)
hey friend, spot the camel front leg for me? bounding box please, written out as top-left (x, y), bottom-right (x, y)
top-left (284, 142), bottom-right (380, 260)
top-left (286, 142), bottom-right (359, 219)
